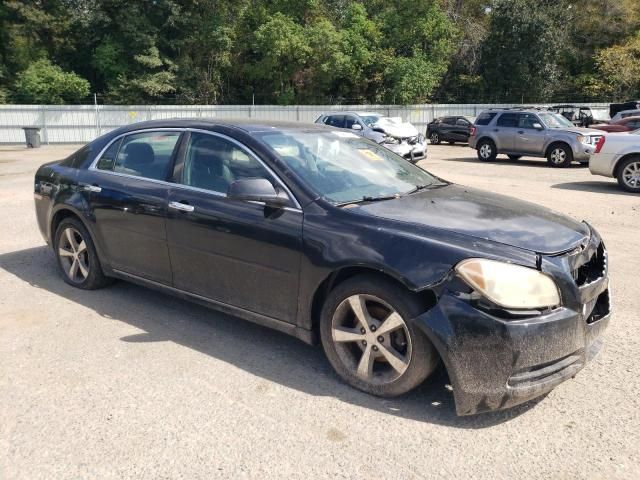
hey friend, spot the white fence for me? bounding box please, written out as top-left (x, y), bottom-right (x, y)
top-left (0, 103), bottom-right (611, 144)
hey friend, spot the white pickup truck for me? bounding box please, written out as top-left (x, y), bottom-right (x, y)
top-left (589, 132), bottom-right (640, 193)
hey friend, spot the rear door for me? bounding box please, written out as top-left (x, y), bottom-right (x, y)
top-left (493, 113), bottom-right (519, 151)
top-left (81, 130), bottom-right (183, 284)
top-left (165, 131), bottom-right (303, 323)
top-left (439, 117), bottom-right (456, 140)
top-left (515, 113), bottom-right (547, 155)
top-left (326, 115), bottom-right (346, 129)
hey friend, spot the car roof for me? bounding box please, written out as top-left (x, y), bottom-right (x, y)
top-left (479, 108), bottom-right (544, 114)
top-left (320, 111), bottom-right (383, 117)
top-left (104, 118), bottom-right (331, 136)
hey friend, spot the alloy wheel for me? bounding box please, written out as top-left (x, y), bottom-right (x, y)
top-left (550, 148), bottom-right (566, 164)
top-left (621, 161), bottom-right (640, 189)
top-left (430, 133), bottom-right (439, 144)
top-left (479, 143), bottom-right (492, 159)
top-left (58, 227), bottom-right (90, 283)
top-left (331, 294), bottom-right (412, 385)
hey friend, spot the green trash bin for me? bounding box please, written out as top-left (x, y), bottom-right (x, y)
top-left (23, 127), bottom-right (42, 148)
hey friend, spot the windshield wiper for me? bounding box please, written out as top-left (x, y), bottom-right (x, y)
top-left (404, 184), bottom-right (429, 195)
top-left (337, 194), bottom-right (399, 207)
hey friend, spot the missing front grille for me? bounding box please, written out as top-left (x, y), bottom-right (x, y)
top-left (573, 243), bottom-right (606, 286)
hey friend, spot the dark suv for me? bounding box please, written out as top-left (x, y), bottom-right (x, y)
top-left (426, 116), bottom-right (473, 145)
top-left (469, 109), bottom-right (604, 167)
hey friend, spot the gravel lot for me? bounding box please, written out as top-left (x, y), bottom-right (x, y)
top-left (1, 143), bottom-right (638, 479)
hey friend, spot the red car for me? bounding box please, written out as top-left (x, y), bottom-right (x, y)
top-left (593, 115), bottom-right (640, 133)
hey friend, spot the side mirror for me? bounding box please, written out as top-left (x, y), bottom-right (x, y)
top-left (532, 122), bottom-right (544, 130)
top-left (351, 123), bottom-right (363, 131)
top-left (227, 178), bottom-right (289, 208)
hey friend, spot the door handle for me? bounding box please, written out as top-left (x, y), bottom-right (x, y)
top-left (83, 184), bottom-right (102, 193)
top-left (168, 201), bottom-right (195, 212)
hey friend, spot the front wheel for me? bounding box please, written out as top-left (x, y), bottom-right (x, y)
top-left (547, 144), bottom-right (573, 168)
top-left (617, 156), bottom-right (640, 193)
top-left (320, 275), bottom-right (439, 397)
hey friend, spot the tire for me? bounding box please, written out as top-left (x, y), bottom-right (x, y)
top-left (476, 139), bottom-right (497, 162)
top-left (507, 155), bottom-right (521, 161)
top-left (54, 217), bottom-right (111, 289)
top-left (546, 143), bottom-right (573, 168)
top-left (319, 274), bottom-right (439, 397)
top-left (448, 141), bottom-right (456, 145)
top-left (429, 132), bottom-right (441, 145)
top-left (616, 155), bottom-right (640, 193)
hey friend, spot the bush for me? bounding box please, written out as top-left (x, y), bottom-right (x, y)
top-left (14, 59), bottom-right (90, 104)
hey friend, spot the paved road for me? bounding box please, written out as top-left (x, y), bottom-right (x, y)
top-left (1, 144), bottom-right (638, 479)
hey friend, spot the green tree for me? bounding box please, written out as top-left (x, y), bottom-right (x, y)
top-left (595, 32), bottom-right (640, 100)
top-left (479, 0), bottom-right (572, 102)
top-left (14, 58), bottom-right (90, 103)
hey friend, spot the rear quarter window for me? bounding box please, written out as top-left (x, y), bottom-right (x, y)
top-left (475, 112), bottom-right (497, 126)
top-left (60, 145), bottom-right (93, 168)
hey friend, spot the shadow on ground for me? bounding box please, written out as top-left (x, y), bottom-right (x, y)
top-left (0, 245), bottom-right (545, 429)
top-left (442, 155), bottom-right (587, 169)
top-left (552, 180), bottom-right (635, 196)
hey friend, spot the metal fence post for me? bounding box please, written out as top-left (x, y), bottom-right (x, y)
top-left (40, 105), bottom-right (49, 144)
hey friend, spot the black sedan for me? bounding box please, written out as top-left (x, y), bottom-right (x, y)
top-left (426, 116), bottom-right (473, 144)
top-left (34, 119), bottom-right (611, 415)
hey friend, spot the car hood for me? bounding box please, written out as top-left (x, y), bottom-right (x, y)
top-left (373, 117), bottom-right (419, 138)
top-left (351, 185), bottom-right (590, 255)
top-left (558, 126), bottom-right (603, 136)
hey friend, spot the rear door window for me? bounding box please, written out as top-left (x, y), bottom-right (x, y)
top-left (496, 113), bottom-right (519, 127)
top-left (326, 115), bottom-right (345, 128)
top-left (475, 112), bottom-right (497, 125)
top-left (114, 131), bottom-right (182, 181)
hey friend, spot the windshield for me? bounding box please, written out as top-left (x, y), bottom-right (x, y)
top-left (258, 130), bottom-right (442, 204)
top-left (538, 112), bottom-right (574, 128)
top-left (360, 115), bottom-right (382, 127)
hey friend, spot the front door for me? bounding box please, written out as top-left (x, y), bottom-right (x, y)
top-left (165, 131), bottom-right (303, 323)
top-left (82, 130), bottom-right (183, 284)
top-left (514, 113), bottom-right (547, 155)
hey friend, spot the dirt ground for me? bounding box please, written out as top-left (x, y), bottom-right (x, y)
top-left (0, 142), bottom-right (639, 479)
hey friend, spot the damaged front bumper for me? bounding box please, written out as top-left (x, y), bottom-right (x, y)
top-left (413, 230), bottom-right (611, 415)
top-left (382, 138), bottom-right (426, 162)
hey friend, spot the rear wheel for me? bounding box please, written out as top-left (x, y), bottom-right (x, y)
top-left (54, 217), bottom-right (111, 289)
top-left (547, 144), bottom-right (573, 168)
top-left (320, 275), bottom-right (438, 397)
top-left (616, 156), bottom-right (640, 193)
top-left (477, 139), bottom-right (497, 162)
top-left (429, 132), bottom-right (441, 145)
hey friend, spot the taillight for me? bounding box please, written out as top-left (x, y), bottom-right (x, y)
top-left (470, 126), bottom-right (477, 136)
top-left (595, 136), bottom-right (606, 153)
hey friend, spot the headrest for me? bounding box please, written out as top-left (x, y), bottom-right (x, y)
top-left (124, 142), bottom-right (155, 165)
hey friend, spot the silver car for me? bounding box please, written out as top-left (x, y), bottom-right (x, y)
top-left (315, 111), bottom-right (426, 163)
top-left (468, 109), bottom-right (604, 167)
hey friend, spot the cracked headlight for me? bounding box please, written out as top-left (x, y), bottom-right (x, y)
top-left (456, 258), bottom-right (560, 309)
top-left (381, 135), bottom-right (400, 144)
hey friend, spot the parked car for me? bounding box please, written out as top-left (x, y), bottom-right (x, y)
top-left (609, 109), bottom-right (640, 122)
top-left (34, 119), bottom-right (611, 415)
top-left (589, 130), bottom-right (640, 192)
top-left (592, 116), bottom-right (640, 133)
top-left (547, 105), bottom-right (599, 127)
top-left (426, 116), bottom-right (473, 145)
top-left (609, 100), bottom-right (640, 119)
top-left (469, 108), bottom-right (604, 167)
top-left (315, 111), bottom-right (426, 162)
